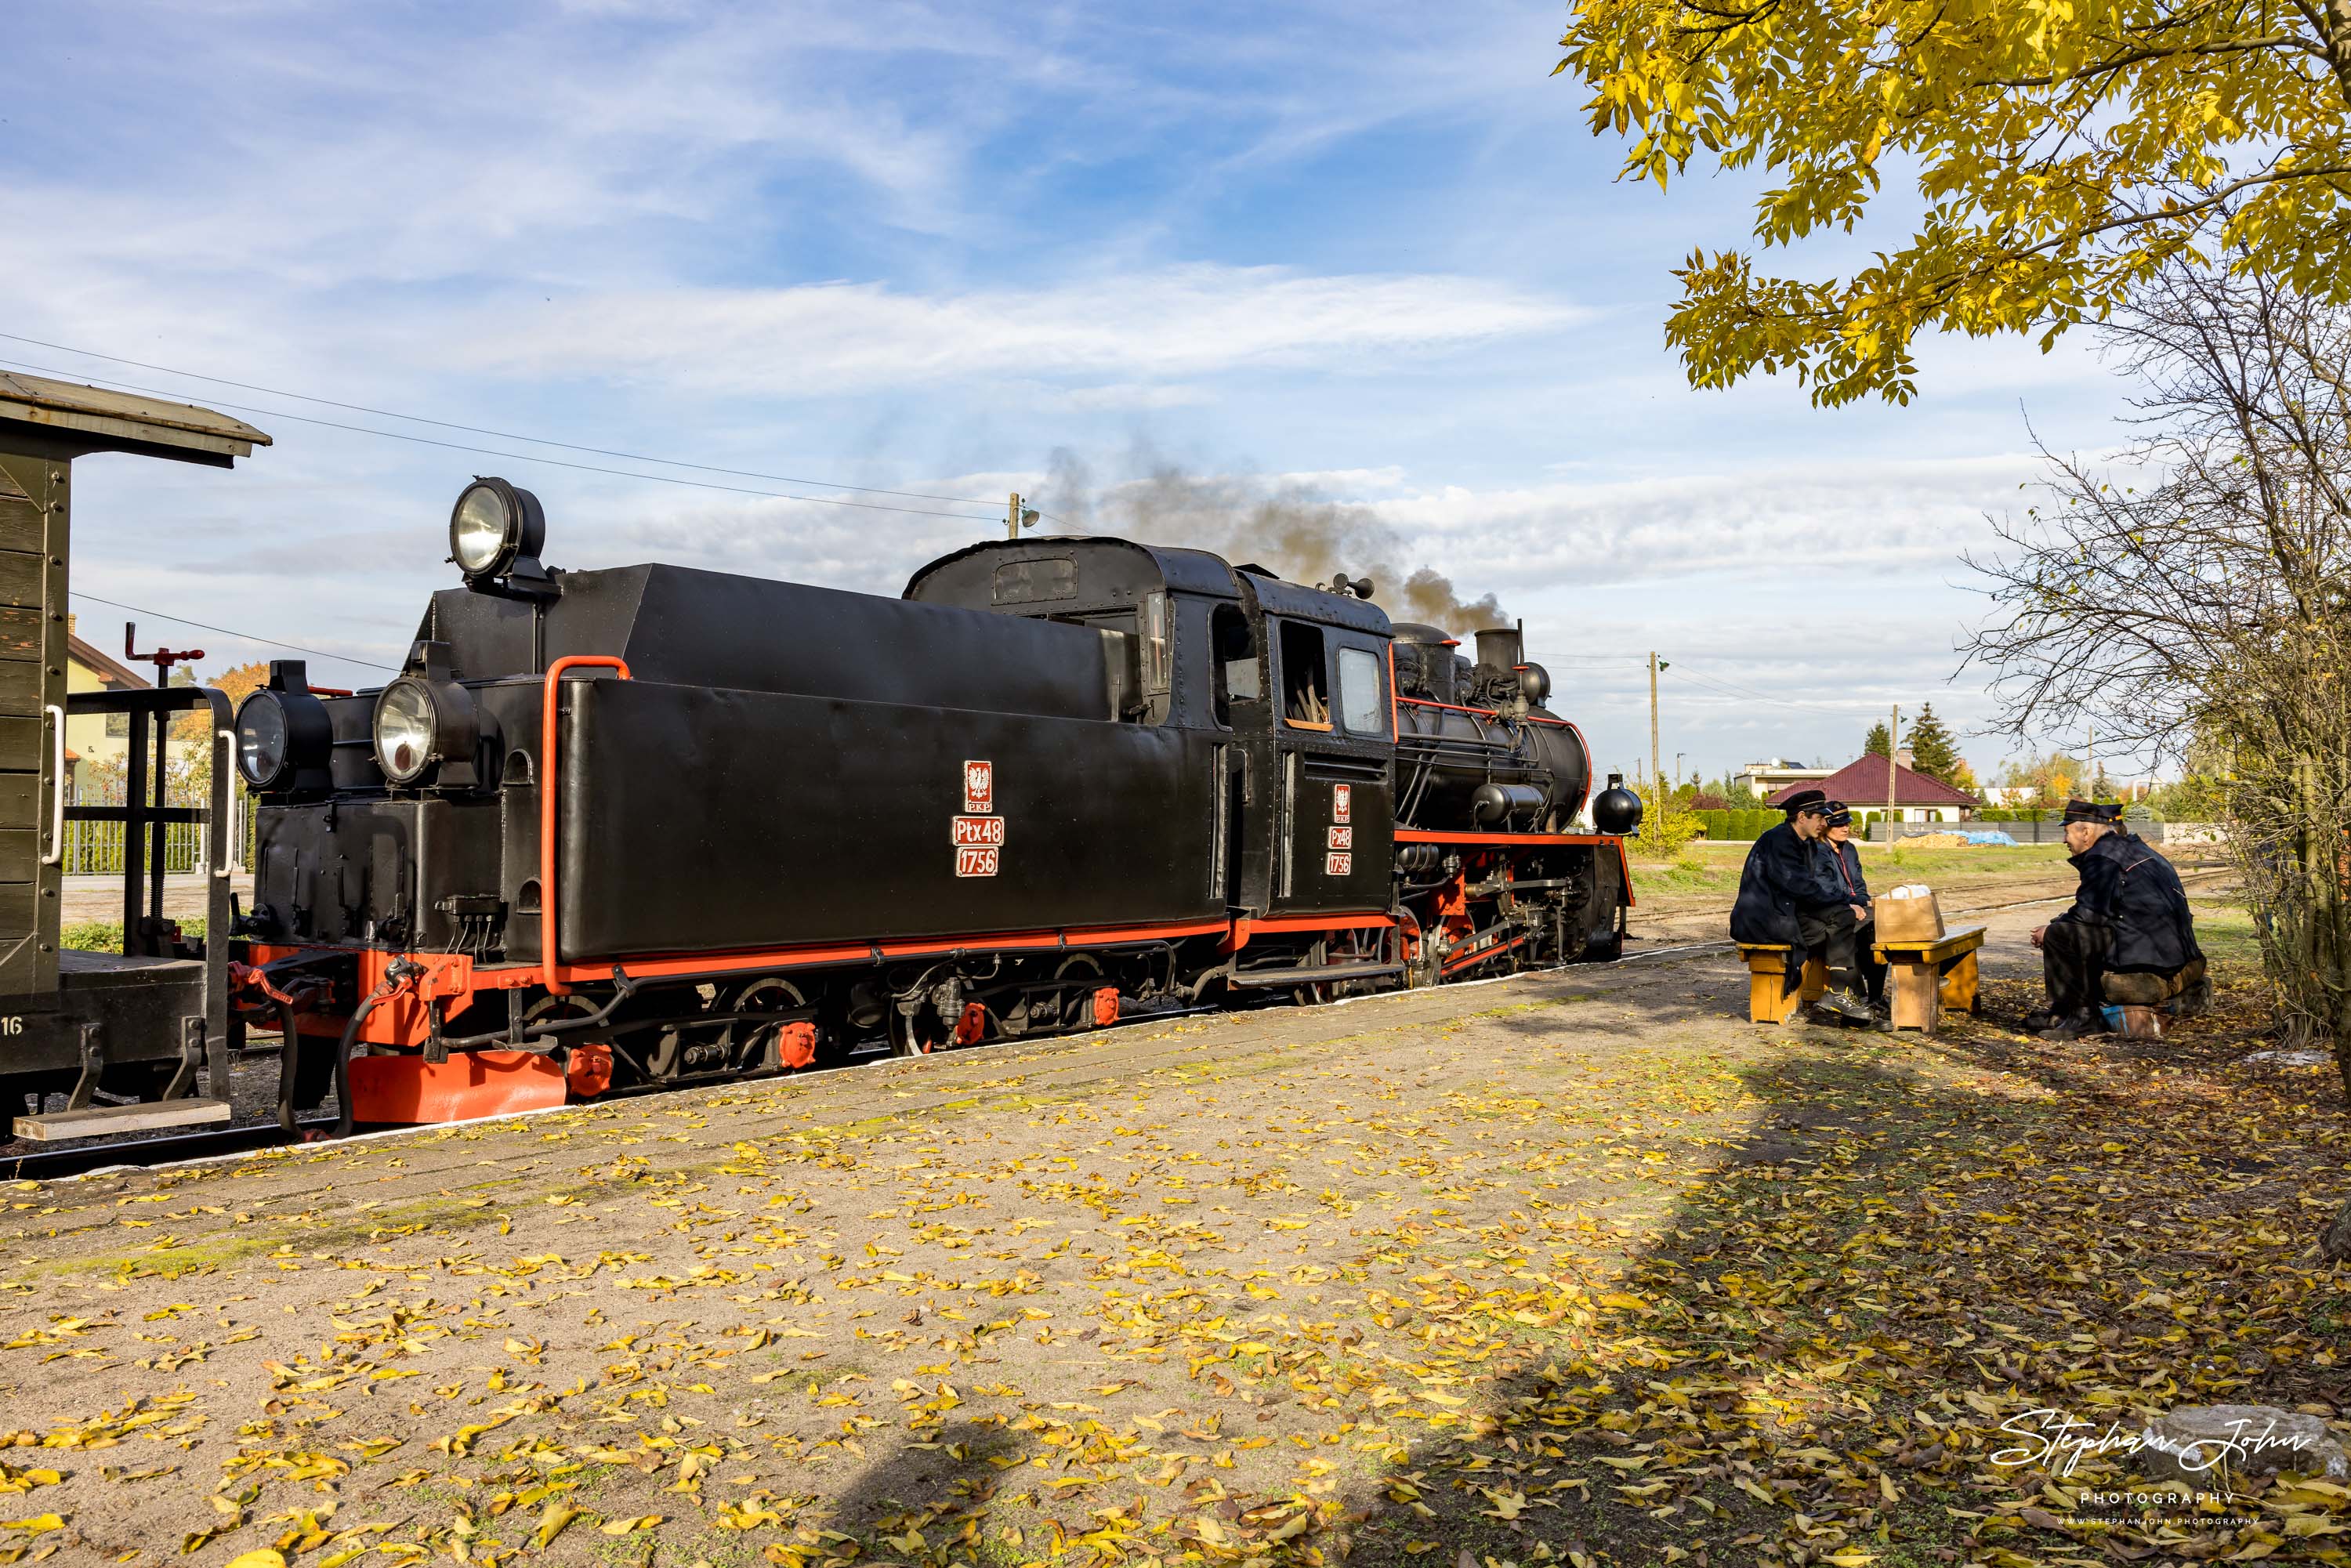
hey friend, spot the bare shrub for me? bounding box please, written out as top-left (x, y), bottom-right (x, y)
top-left (1963, 259), bottom-right (2351, 1088)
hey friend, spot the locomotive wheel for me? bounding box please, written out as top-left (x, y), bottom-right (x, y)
top-left (887, 1007), bottom-right (934, 1059)
top-left (523, 994), bottom-right (608, 1090)
top-left (726, 977), bottom-right (810, 1071)
top-left (1053, 955), bottom-right (1102, 1032)
top-left (1397, 910), bottom-right (1440, 989)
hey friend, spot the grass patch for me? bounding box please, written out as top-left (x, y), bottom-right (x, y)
top-left (63, 919), bottom-right (208, 953)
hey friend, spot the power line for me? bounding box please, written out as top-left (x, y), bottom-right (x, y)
top-left (0, 355), bottom-right (1007, 524)
top-left (70, 592), bottom-right (399, 674)
top-left (1662, 664), bottom-right (1862, 717)
top-left (0, 330), bottom-right (1005, 511)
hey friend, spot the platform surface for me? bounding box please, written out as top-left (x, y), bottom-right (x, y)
top-left (0, 892), bottom-right (2324, 1567)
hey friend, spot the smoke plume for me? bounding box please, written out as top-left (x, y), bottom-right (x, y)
top-left (1038, 450), bottom-right (1505, 635)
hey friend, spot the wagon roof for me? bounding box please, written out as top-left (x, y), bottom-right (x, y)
top-left (0, 371), bottom-right (271, 466)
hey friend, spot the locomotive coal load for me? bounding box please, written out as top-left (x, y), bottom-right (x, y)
top-left (229, 480), bottom-right (1637, 1125)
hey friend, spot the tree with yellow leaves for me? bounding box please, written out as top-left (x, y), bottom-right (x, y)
top-left (1554, 0), bottom-right (2351, 405)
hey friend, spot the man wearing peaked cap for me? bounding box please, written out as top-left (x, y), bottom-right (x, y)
top-left (1820, 800), bottom-right (1886, 1007)
top-left (1733, 788), bottom-right (1878, 1025)
top-left (2029, 799), bottom-right (2204, 1038)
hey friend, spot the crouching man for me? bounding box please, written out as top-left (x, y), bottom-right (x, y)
top-left (2030, 800), bottom-right (2204, 1039)
top-left (1732, 788), bottom-right (1876, 1025)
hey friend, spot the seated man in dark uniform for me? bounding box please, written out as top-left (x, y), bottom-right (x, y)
top-left (1819, 800), bottom-right (1886, 1005)
top-left (2029, 800), bottom-right (2204, 1038)
top-left (1731, 788), bottom-right (1875, 1024)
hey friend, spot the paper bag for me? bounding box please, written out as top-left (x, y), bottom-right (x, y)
top-left (1875, 883), bottom-right (1944, 942)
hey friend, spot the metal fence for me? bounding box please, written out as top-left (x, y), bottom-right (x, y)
top-left (1867, 818), bottom-right (2224, 846)
top-left (59, 790), bottom-right (254, 876)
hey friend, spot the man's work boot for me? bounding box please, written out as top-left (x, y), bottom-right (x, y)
top-left (2038, 1009), bottom-right (2105, 1041)
top-left (1810, 987), bottom-right (1876, 1027)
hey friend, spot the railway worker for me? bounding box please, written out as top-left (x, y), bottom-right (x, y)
top-left (2029, 800), bottom-right (2204, 1039)
top-left (1731, 788), bottom-right (1876, 1025)
top-left (1819, 800), bottom-right (1886, 1006)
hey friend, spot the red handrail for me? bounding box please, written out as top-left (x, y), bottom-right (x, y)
top-left (540, 656), bottom-right (632, 993)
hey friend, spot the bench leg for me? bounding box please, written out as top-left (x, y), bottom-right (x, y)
top-left (1799, 958), bottom-right (1828, 1008)
top-left (1746, 951), bottom-right (1800, 1024)
top-left (1937, 951), bottom-right (1979, 1018)
top-left (1889, 958), bottom-right (1940, 1033)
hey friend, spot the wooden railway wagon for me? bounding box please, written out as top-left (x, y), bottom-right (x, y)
top-left (0, 374), bottom-right (265, 1139)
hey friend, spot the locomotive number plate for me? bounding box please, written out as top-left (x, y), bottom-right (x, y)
top-left (1331, 784), bottom-right (1351, 823)
top-left (1327, 824), bottom-right (1353, 850)
top-left (963, 760), bottom-right (994, 815)
top-left (956, 845), bottom-right (1001, 878)
top-left (1324, 851), bottom-right (1353, 877)
top-left (952, 814), bottom-right (1006, 847)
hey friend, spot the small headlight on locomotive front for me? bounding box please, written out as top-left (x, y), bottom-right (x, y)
top-left (373, 678), bottom-right (446, 784)
top-left (236, 693), bottom-right (288, 786)
top-left (234, 679), bottom-right (333, 795)
top-left (448, 477), bottom-right (546, 585)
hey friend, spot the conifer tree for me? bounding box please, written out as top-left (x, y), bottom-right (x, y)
top-left (1907, 704), bottom-right (1962, 784)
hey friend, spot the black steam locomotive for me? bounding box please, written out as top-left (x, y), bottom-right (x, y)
top-left (232, 480), bottom-right (1640, 1124)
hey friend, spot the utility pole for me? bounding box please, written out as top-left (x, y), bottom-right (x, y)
top-left (2088, 722), bottom-right (2096, 799)
top-left (1648, 653), bottom-right (1663, 838)
top-left (1886, 704), bottom-right (1900, 842)
top-left (1006, 492), bottom-right (1038, 541)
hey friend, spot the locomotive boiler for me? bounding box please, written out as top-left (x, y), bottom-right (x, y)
top-left (214, 480), bottom-right (1638, 1128)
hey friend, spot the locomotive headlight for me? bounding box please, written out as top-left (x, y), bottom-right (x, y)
top-left (236, 694), bottom-right (288, 786)
top-left (234, 685), bottom-right (332, 794)
top-left (447, 477), bottom-right (546, 585)
top-left (374, 681), bottom-right (438, 784)
top-left (372, 677), bottom-right (477, 786)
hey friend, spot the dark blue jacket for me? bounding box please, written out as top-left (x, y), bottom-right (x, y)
top-left (1823, 837), bottom-right (1870, 905)
top-left (1730, 822), bottom-right (1846, 945)
top-left (2056, 830), bottom-right (2201, 973)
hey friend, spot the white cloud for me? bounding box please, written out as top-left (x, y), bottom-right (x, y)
top-left (1347, 453), bottom-right (2042, 589)
top-left (447, 266), bottom-right (1586, 396)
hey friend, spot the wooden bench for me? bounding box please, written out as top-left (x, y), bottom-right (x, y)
top-left (1872, 925), bottom-right (1987, 1034)
top-left (1737, 944), bottom-right (1828, 1023)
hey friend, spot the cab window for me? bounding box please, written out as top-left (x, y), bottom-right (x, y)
top-left (1279, 621), bottom-right (1329, 728)
top-left (1212, 604), bottom-right (1258, 726)
top-left (1336, 645), bottom-right (1386, 736)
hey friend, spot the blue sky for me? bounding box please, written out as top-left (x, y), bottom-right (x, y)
top-left (3, 2), bottom-right (2135, 786)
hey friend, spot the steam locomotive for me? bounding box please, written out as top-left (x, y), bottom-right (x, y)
top-left (230, 480), bottom-right (1641, 1125)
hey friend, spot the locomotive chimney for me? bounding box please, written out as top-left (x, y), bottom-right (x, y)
top-left (1473, 626), bottom-right (1523, 674)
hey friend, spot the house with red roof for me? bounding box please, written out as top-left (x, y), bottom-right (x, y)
top-left (1766, 754), bottom-right (1979, 824)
